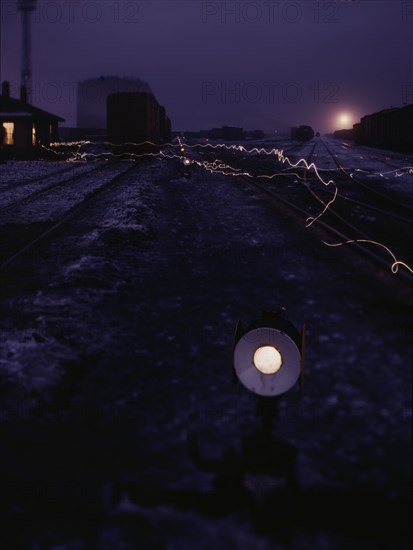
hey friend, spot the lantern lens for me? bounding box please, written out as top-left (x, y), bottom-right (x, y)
top-left (253, 346), bottom-right (282, 375)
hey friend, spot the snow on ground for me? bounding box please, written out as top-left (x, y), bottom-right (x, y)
top-left (0, 162), bottom-right (133, 223)
top-left (0, 160), bottom-right (74, 185)
top-left (321, 138), bottom-right (413, 199)
top-left (0, 160), bottom-right (107, 209)
top-left (0, 146), bottom-right (411, 549)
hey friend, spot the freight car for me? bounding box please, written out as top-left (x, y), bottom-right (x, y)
top-left (107, 92), bottom-right (171, 152)
top-left (290, 125), bottom-right (314, 142)
top-left (333, 128), bottom-right (354, 140)
top-left (353, 104), bottom-right (413, 153)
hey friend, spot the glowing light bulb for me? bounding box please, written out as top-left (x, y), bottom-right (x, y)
top-left (253, 346), bottom-right (282, 374)
top-left (338, 113), bottom-right (351, 126)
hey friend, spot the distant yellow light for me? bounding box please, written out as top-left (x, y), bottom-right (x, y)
top-left (253, 346), bottom-right (282, 375)
top-left (338, 113), bottom-right (351, 127)
top-left (180, 147), bottom-right (185, 152)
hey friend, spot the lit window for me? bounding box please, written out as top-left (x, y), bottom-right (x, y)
top-left (3, 122), bottom-right (14, 145)
top-left (32, 124), bottom-right (36, 146)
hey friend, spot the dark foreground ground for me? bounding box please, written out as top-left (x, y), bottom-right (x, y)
top-left (0, 152), bottom-right (411, 549)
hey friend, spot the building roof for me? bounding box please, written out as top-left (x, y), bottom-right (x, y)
top-left (78, 76), bottom-right (153, 95)
top-left (0, 95), bottom-right (65, 122)
top-left (77, 76), bottom-right (153, 129)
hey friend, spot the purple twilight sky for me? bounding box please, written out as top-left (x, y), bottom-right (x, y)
top-left (1, 0), bottom-right (412, 134)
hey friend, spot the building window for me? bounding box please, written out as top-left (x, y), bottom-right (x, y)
top-left (49, 123), bottom-right (53, 136)
top-left (32, 124), bottom-right (36, 146)
top-left (2, 122), bottom-right (14, 145)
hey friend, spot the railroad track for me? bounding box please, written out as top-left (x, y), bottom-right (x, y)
top-left (0, 163), bottom-right (97, 194)
top-left (337, 139), bottom-right (413, 166)
top-left (319, 139), bottom-right (413, 217)
top-left (307, 141), bottom-right (412, 225)
top-left (189, 140), bottom-right (413, 281)
top-left (0, 161), bottom-right (138, 271)
top-left (0, 161), bottom-right (122, 213)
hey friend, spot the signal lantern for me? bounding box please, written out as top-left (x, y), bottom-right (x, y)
top-left (233, 310), bottom-right (305, 397)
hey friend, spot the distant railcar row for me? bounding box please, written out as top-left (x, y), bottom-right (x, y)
top-left (290, 125), bottom-right (315, 142)
top-left (353, 104), bottom-right (413, 153)
top-left (107, 92), bottom-right (171, 146)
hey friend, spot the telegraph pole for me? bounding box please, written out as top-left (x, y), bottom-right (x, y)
top-left (17, 0), bottom-right (37, 103)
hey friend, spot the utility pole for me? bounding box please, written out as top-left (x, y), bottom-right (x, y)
top-left (17, 0), bottom-right (37, 103)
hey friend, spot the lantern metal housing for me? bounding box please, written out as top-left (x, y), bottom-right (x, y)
top-left (233, 310), bottom-right (305, 397)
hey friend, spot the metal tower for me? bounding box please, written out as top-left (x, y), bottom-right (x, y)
top-left (17, 0), bottom-right (37, 103)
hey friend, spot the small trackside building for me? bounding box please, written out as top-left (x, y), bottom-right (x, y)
top-left (0, 81), bottom-right (65, 159)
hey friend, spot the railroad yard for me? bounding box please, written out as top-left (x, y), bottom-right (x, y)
top-left (0, 137), bottom-right (412, 549)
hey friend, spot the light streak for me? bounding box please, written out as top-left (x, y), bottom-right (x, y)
top-left (40, 140), bottom-right (172, 162)
top-left (323, 239), bottom-right (413, 275)
top-left (177, 135), bottom-right (186, 152)
top-left (179, 140), bottom-right (336, 185)
top-left (179, 140), bottom-right (339, 226)
top-left (305, 184), bottom-right (338, 227)
top-left (39, 138), bottom-right (412, 276)
top-left (172, 141), bottom-right (413, 275)
top-left (159, 150), bottom-right (250, 176)
top-left (351, 167), bottom-right (413, 181)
